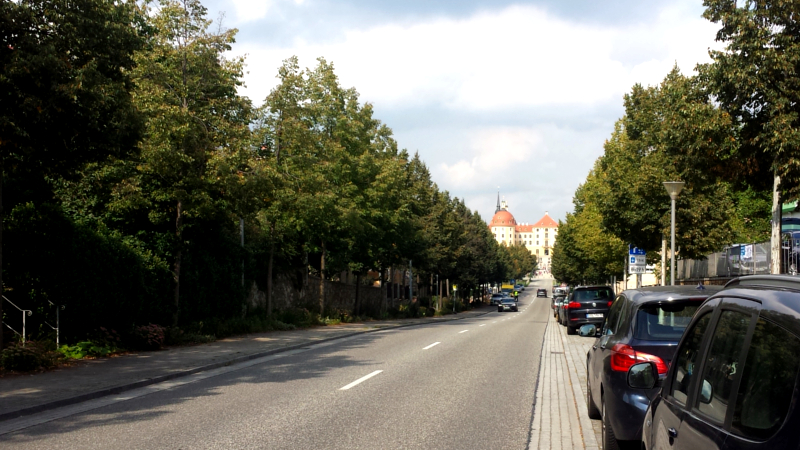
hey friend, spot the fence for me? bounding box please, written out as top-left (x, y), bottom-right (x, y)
top-left (676, 233), bottom-right (800, 281)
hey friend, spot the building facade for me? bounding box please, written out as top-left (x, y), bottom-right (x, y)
top-left (488, 194), bottom-right (559, 271)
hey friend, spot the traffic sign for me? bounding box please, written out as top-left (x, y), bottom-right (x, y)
top-left (628, 245), bottom-right (646, 274)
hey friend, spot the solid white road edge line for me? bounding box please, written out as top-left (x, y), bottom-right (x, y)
top-left (423, 342), bottom-right (441, 350)
top-left (339, 370), bottom-right (383, 390)
top-left (459, 330), bottom-right (469, 334)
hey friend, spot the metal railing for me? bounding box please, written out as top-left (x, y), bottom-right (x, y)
top-left (3, 296), bottom-right (32, 345)
top-left (676, 233), bottom-right (800, 281)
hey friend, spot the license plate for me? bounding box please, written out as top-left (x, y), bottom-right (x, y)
top-left (586, 313), bottom-right (603, 318)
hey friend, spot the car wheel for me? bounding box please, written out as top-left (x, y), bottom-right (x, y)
top-left (567, 325), bottom-right (576, 335)
top-left (586, 373), bottom-right (601, 419)
top-left (602, 397), bottom-right (620, 450)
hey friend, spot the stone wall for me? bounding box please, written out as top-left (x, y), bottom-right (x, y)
top-left (246, 273), bottom-right (384, 316)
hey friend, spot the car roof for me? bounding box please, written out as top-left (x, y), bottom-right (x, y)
top-left (692, 275), bottom-right (800, 337)
top-left (621, 285), bottom-right (723, 304)
top-left (573, 285), bottom-right (612, 290)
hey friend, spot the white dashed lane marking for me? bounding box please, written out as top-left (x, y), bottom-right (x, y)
top-left (339, 370), bottom-right (383, 390)
top-left (459, 330), bottom-right (469, 334)
top-left (423, 342), bottom-right (440, 350)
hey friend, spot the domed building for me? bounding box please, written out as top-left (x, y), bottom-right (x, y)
top-left (488, 193), bottom-right (559, 271)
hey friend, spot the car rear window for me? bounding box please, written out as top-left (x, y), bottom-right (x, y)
top-left (634, 303), bottom-right (700, 341)
top-left (573, 288), bottom-right (613, 302)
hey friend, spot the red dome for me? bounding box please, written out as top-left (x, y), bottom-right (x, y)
top-left (489, 210), bottom-right (517, 227)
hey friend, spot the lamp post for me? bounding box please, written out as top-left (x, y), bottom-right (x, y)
top-left (663, 181), bottom-right (685, 286)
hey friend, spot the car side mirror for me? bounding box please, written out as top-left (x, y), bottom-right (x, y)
top-left (578, 324), bottom-right (597, 337)
top-left (699, 379), bottom-right (713, 404)
top-left (627, 362), bottom-right (658, 390)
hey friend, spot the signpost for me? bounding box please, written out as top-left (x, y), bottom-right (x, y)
top-left (629, 246), bottom-right (646, 274)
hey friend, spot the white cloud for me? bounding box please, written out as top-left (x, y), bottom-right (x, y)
top-left (439, 127), bottom-right (542, 189)
top-left (232, 3), bottom-right (719, 109)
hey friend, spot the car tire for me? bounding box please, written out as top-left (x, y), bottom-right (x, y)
top-left (567, 325), bottom-right (576, 335)
top-left (602, 397), bottom-right (620, 450)
top-left (586, 374), bottom-right (601, 419)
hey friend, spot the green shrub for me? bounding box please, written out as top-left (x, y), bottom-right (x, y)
top-left (164, 326), bottom-right (216, 346)
top-left (1, 341), bottom-right (62, 372)
top-left (58, 340), bottom-right (118, 359)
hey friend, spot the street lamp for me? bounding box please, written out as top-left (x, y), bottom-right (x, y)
top-left (663, 181), bottom-right (685, 286)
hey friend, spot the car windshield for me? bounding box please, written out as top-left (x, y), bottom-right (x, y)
top-left (502, 299), bottom-right (515, 303)
top-left (573, 288), bottom-right (613, 302)
top-left (634, 303), bottom-right (700, 341)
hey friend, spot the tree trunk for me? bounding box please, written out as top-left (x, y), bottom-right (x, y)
top-left (173, 200), bottom-right (183, 326)
top-left (319, 240), bottom-right (326, 315)
top-left (389, 266), bottom-right (394, 307)
top-left (771, 173), bottom-right (782, 274)
top-left (401, 267), bottom-right (407, 300)
top-left (354, 273), bottom-right (361, 316)
top-left (267, 241), bottom-right (274, 315)
top-left (380, 267), bottom-right (386, 315)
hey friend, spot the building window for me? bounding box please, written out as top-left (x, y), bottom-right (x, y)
top-left (536, 241), bottom-right (539, 245)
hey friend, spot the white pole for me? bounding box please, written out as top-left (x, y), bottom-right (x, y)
top-left (671, 197), bottom-right (676, 286)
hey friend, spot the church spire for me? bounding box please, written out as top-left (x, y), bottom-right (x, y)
top-left (495, 189), bottom-right (501, 213)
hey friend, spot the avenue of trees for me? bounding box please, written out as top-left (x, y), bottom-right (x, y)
top-left (0, 0), bottom-right (534, 348)
top-left (553, 0), bottom-right (800, 286)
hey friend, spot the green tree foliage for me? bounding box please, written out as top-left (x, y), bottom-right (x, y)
top-left (1, 0), bottom-right (520, 346)
top-left (120, 0), bottom-right (253, 325)
top-left (596, 69), bottom-right (739, 259)
top-left (1, 0), bottom-right (143, 348)
top-left (551, 168), bottom-right (626, 286)
top-left (701, 0), bottom-right (800, 200)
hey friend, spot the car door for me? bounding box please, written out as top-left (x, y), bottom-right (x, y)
top-left (651, 299), bottom-right (719, 450)
top-left (722, 311), bottom-right (800, 449)
top-left (653, 298), bottom-right (759, 450)
top-left (679, 298), bottom-right (759, 449)
top-left (588, 294), bottom-right (626, 404)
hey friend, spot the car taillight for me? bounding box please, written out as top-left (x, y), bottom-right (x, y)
top-left (607, 301), bottom-right (613, 307)
top-left (566, 301), bottom-right (581, 309)
top-left (609, 344), bottom-right (668, 375)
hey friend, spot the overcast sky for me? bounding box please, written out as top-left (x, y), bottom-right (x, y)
top-left (201, 0), bottom-right (722, 225)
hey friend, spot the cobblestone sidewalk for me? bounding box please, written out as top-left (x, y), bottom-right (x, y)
top-left (529, 314), bottom-right (602, 450)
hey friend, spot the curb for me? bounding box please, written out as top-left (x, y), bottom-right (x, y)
top-left (0, 307), bottom-right (493, 423)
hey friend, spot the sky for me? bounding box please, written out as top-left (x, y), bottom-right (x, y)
top-left (201, 0), bottom-right (723, 225)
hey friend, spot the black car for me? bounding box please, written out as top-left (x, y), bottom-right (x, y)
top-left (634, 275), bottom-right (800, 450)
top-left (498, 297), bottom-right (518, 312)
top-left (584, 285), bottom-right (721, 449)
top-left (562, 285), bottom-right (614, 335)
top-left (537, 288), bottom-right (548, 297)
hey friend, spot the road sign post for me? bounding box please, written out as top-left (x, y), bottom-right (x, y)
top-left (629, 246), bottom-right (646, 275)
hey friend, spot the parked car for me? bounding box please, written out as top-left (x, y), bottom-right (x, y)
top-left (562, 286), bottom-right (615, 335)
top-left (584, 285), bottom-right (721, 449)
top-left (552, 290), bottom-right (566, 309)
top-left (515, 284), bottom-right (525, 292)
top-left (537, 288), bottom-right (548, 297)
top-left (498, 297), bottom-right (518, 312)
top-left (635, 275), bottom-right (800, 450)
top-left (490, 293), bottom-right (505, 306)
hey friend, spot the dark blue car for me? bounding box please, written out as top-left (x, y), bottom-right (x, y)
top-left (584, 285), bottom-right (721, 449)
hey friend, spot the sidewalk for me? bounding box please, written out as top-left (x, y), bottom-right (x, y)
top-left (0, 306), bottom-right (492, 422)
top-left (529, 314), bottom-right (602, 450)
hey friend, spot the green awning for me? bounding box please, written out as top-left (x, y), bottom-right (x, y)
top-left (784, 201), bottom-right (799, 214)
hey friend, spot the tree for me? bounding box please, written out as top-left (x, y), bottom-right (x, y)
top-left (122, 0), bottom-right (252, 325)
top-left (596, 69), bottom-right (738, 259)
top-left (0, 0), bottom-right (143, 348)
top-left (701, 0), bottom-right (800, 272)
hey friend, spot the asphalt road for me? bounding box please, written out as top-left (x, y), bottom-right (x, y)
top-left (1, 279), bottom-right (554, 450)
